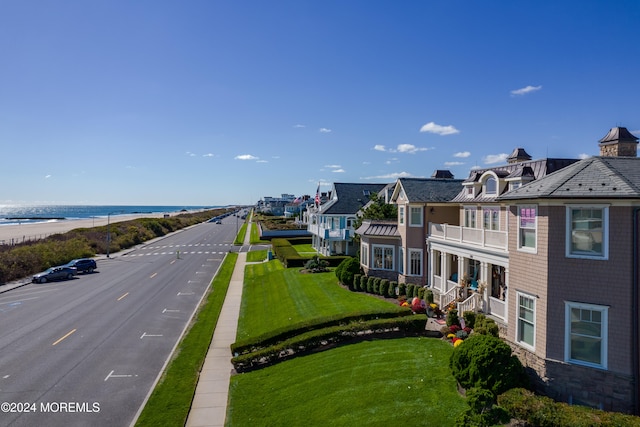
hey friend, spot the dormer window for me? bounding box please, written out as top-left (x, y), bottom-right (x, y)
top-left (466, 187), bottom-right (474, 198)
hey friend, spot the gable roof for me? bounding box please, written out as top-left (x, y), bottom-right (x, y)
top-left (498, 156), bottom-right (640, 200)
top-left (321, 183), bottom-right (389, 215)
top-left (355, 220), bottom-right (399, 237)
top-left (452, 158), bottom-right (579, 203)
top-left (393, 177), bottom-right (464, 203)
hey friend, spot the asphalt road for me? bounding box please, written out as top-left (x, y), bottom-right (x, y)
top-left (0, 218), bottom-right (240, 426)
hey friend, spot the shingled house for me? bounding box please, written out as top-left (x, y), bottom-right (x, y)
top-left (496, 127), bottom-right (640, 414)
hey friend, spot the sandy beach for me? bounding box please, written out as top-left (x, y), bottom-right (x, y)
top-left (0, 213), bottom-right (170, 245)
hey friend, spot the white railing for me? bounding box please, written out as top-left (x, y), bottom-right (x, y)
top-left (439, 286), bottom-right (460, 309)
top-left (457, 292), bottom-right (482, 314)
top-left (488, 296), bottom-right (506, 320)
top-left (429, 223), bottom-right (507, 251)
top-left (432, 275), bottom-right (443, 291)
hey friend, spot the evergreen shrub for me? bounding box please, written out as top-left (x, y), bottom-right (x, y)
top-left (388, 281), bottom-right (398, 298)
top-left (379, 279), bottom-right (389, 296)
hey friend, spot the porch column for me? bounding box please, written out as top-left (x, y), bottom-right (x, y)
top-left (481, 261), bottom-right (489, 311)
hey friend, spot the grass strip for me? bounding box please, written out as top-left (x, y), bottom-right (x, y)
top-left (250, 221), bottom-right (269, 244)
top-left (134, 252), bottom-right (238, 426)
top-left (227, 338), bottom-right (467, 425)
top-left (234, 222), bottom-right (248, 245)
top-left (246, 249), bottom-right (267, 262)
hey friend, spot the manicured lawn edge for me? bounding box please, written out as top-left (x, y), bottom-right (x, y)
top-left (234, 222), bottom-right (248, 245)
top-left (134, 252), bottom-right (238, 426)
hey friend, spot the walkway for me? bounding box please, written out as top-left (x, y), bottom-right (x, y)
top-left (185, 224), bottom-right (249, 426)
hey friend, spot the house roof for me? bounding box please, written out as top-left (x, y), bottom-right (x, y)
top-left (498, 156), bottom-right (640, 200)
top-left (598, 127), bottom-right (638, 144)
top-left (452, 157), bottom-right (579, 203)
top-left (394, 177), bottom-right (464, 203)
top-left (355, 220), bottom-right (399, 237)
top-left (321, 182), bottom-right (389, 215)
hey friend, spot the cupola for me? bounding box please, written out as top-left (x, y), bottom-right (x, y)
top-left (598, 126), bottom-right (638, 157)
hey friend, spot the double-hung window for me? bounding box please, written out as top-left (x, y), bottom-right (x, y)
top-left (567, 206), bottom-right (608, 259)
top-left (565, 302), bottom-right (608, 369)
top-left (483, 207), bottom-right (499, 230)
top-left (409, 249), bottom-right (422, 276)
top-left (399, 206), bottom-right (405, 225)
top-left (409, 206), bottom-right (423, 227)
top-left (517, 292), bottom-right (535, 349)
top-left (361, 243), bottom-right (369, 267)
top-left (372, 245), bottom-right (394, 270)
top-left (398, 247), bottom-right (404, 275)
top-left (518, 206), bottom-right (537, 251)
top-left (464, 207), bottom-right (476, 228)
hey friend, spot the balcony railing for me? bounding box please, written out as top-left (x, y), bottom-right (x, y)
top-left (429, 223), bottom-right (507, 251)
top-left (308, 224), bottom-right (351, 240)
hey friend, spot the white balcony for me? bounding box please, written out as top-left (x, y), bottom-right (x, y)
top-left (308, 224), bottom-right (351, 240)
top-left (429, 223), bottom-right (507, 251)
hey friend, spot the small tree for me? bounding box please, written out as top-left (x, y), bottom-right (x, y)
top-left (335, 257), bottom-right (361, 287)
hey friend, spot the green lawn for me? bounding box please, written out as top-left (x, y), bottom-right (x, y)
top-left (292, 242), bottom-right (316, 255)
top-left (236, 261), bottom-right (405, 340)
top-left (226, 338), bottom-right (467, 426)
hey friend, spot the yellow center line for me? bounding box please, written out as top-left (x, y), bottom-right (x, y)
top-left (150, 273), bottom-right (158, 279)
top-left (117, 292), bottom-right (129, 301)
top-left (52, 329), bottom-right (77, 346)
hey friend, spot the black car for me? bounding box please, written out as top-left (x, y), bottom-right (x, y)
top-left (64, 258), bottom-right (97, 274)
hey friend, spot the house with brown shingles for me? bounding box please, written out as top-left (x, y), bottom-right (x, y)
top-left (495, 127), bottom-right (640, 414)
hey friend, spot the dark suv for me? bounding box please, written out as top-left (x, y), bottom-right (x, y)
top-left (65, 258), bottom-right (97, 274)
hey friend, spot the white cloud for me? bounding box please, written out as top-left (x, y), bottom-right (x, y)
top-left (45, 174), bottom-right (52, 179)
top-left (257, 160), bottom-right (268, 163)
top-left (420, 122), bottom-right (460, 135)
top-left (510, 85), bottom-right (542, 96)
top-left (332, 168), bottom-right (345, 173)
top-left (186, 151), bottom-right (196, 157)
top-left (293, 124), bottom-right (306, 128)
top-left (325, 164), bottom-right (341, 169)
top-left (373, 144), bottom-right (386, 151)
top-left (235, 154), bottom-right (259, 160)
top-left (444, 161), bottom-right (465, 166)
top-left (397, 143), bottom-right (429, 154)
top-left (203, 153), bottom-right (214, 157)
top-left (578, 153), bottom-right (591, 159)
top-left (454, 151), bottom-right (471, 158)
top-left (483, 153), bottom-right (509, 164)
top-left (362, 171), bottom-right (421, 180)
top-left (319, 128), bottom-right (332, 133)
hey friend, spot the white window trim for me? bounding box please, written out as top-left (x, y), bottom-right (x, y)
top-left (464, 207), bottom-right (477, 228)
top-left (361, 242), bottom-right (369, 267)
top-left (565, 205), bottom-right (609, 260)
top-left (516, 291), bottom-right (536, 351)
top-left (372, 244), bottom-right (395, 271)
top-left (408, 248), bottom-right (423, 276)
top-left (564, 301), bottom-right (608, 370)
top-left (482, 206), bottom-right (500, 231)
top-left (409, 205), bottom-right (423, 227)
top-left (517, 205), bottom-right (537, 253)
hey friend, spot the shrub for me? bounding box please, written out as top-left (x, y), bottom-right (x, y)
top-left (454, 387), bottom-right (510, 427)
top-left (351, 274), bottom-right (361, 291)
top-left (388, 281), bottom-right (397, 298)
top-left (446, 308), bottom-right (460, 327)
top-left (474, 314), bottom-right (499, 337)
top-left (335, 257), bottom-right (361, 287)
top-left (373, 277), bottom-right (381, 294)
top-left (462, 311), bottom-right (477, 330)
top-left (366, 276), bottom-right (375, 294)
top-left (450, 334), bottom-right (529, 397)
top-left (379, 279), bottom-right (389, 297)
top-left (425, 289), bottom-right (434, 304)
top-left (417, 286), bottom-right (425, 300)
top-left (359, 275), bottom-right (367, 292)
top-left (406, 283), bottom-right (415, 298)
top-left (398, 282), bottom-right (406, 296)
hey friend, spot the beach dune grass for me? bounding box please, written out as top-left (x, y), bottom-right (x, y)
top-left (236, 261), bottom-right (404, 341)
top-left (226, 338), bottom-right (467, 426)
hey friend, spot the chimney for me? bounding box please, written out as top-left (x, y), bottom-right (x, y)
top-left (506, 148), bottom-right (532, 164)
top-left (598, 127), bottom-right (638, 157)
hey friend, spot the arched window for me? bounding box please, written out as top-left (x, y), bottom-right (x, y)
top-left (485, 177), bottom-right (497, 195)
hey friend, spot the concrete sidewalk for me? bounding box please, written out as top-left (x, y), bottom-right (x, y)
top-left (185, 228), bottom-right (249, 426)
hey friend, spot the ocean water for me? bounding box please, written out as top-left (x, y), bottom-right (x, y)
top-left (0, 205), bottom-right (218, 226)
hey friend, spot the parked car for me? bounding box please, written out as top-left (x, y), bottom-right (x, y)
top-left (64, 258), bottom-right (97, 274)
top-left (32, 266), bottom-right (77, 283)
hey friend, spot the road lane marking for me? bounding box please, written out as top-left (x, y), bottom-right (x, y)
top-left (177, 292), bottom-right (194, 296)
top-left (52, 328), bottom-right (77, 346)
top-left (170, 260), bottom-right (177, 265)
top-left (117, 292), bottom-right (129, 301)
top-left (104, 370), bottom-right (138, 381)
top-left (162, 309), bottom-right (180, 313)
top-left (140, 332), bottom-right (163, 339)
top-left (150, 273), bottom-right (158, 279)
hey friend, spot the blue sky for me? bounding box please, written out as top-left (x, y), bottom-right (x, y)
top-left (2, 1), bottom-right (639, 206)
